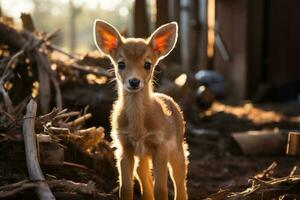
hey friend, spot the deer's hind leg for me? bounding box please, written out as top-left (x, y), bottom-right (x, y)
top-left (153, 145), bottom-right (168, 200)
top-left (169, 143), bottom-right (188, 200)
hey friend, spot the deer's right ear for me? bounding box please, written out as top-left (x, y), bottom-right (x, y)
top-left (94, 20), bottom-right (122, 57)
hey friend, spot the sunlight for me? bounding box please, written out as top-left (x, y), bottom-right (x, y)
top-left (174, 73), bottom-right (187, 87)
top-left (1, 0), bottom-right (34, 18)
top-left (207, 0), bottom-right (215, 58)
top-left (99, 0), bottom-right (121, 11)
top-left (119, 6), bottom-right (129, 17)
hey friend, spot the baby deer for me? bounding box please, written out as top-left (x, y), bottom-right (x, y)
top-left (94, 20), bottom-right (188, 200)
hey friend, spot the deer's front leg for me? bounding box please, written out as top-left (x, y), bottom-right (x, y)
top-left (119, 149), bottom-right (135, 200)
top-left (153, 145), bottom-right (168, 200)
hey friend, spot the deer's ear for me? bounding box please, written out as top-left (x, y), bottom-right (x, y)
top-left (94, 20), bottom-right (122, 57)
top-left (148, 22), bottom-right (178, 60)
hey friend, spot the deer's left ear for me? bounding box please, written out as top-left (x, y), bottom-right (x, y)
top-left (148, 22), bottom-right (178, 60)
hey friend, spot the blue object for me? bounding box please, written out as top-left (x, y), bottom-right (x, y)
top-left (194, 70), bottom-right (224, 96)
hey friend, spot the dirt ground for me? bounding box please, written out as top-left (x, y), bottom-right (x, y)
top-left (1, 101), bottom-right (300, 200)
top-left (186, 102), bottom-right (300, 199)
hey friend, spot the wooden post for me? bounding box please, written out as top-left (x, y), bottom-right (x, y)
top-left (168, 0), bottom-right (181, 63)
top-left (0, 1), bottom-right (2, 17)
top-left (189, 0), bottom-right (201, 71)
top-left (214, 0), bottom-right (248, 100)
top-left (134, 0), bottom-right (149, 38)
top-left (69, 0), bottom-right (80, 53)
top-left (22, 99), bottom-right (56, 200)
top-left (21, 13), bottom-right (36, 32)
top-left (180, 0), bottom-right (190, 70)
top-left (286, 132), bottom-right (300, 156)
top-left (156, 0), bottom-right (169, 27)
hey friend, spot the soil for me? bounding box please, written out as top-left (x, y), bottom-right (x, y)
top-left (1, 101), bottom-right (300, 200)
top-left (186, 102), bottom-right (300, 199)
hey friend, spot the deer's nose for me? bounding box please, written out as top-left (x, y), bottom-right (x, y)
top-left (128, 78), bottom-right (140, 89)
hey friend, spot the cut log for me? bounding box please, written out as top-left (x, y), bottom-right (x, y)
top-left (22, 99), bottom-right (55, 200)
top-left (286, 132), bottom-right (300, 156)
top-left (232, 129), bottom-right (288, 155)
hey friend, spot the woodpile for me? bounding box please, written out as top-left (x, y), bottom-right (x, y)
top-left (0, 14), bottom-right (117, 199)
top-left (0, 13), bottom-right (113, 118)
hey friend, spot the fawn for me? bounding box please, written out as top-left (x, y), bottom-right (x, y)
top-left (94, 20), bottom-right (189, 200)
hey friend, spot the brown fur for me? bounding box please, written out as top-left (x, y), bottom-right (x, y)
top-left (94, 20), bottom-right (189, 200)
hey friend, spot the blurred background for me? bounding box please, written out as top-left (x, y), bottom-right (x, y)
top-left (2, 0), bottom-right (300, 102)
top-left (1, 0), bottom-right (300, 199)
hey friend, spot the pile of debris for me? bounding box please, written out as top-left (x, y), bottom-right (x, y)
top-left (0, 14), bottom-right (117, 199)
top-left (205, 162), bottom-right (300, 200)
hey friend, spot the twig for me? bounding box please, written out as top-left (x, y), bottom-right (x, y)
top-left (2, 49), bottom-right (24, 76)
top-left (0, 180), bottom-right (30, 191)
top-left (48, 44), bottom-right (81, 60)
top-left (71, 62), bottom-right (113, 77)
top-left (67, 113), bottom-right (92, 129)
top-left (38, 107), bottom-right (59, 123)
top-left (48, 126), bottom-right (70, 134)
top-left (32, 29), bottom-right (60, 51)
top-left (255, 162), bottom-right (277, 179)
top-left (0, 179), bottom-right (97, 199)
top-left (53, 111), bottom-right (81, 120)
top-left (0, 84), bottom-right (13, 114)
top-left (289, 166), bottom-right (297, 177)
top-left (63, 161), bottom-right (92, 171)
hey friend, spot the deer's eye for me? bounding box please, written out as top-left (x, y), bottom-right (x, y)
top-left (118, 61), bottom-right (125, 70)
top-left (144, 61), bottom-right (151, 70)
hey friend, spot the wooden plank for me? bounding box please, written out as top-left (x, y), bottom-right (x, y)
top-left (214, 0), bottom-right (248, 100)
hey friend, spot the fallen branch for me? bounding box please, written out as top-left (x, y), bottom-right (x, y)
top-left (0, 179), bottom-right (98, 199)
top-left (205, 163), bottom-right (300, 200)
top-left (0, 181), bottom-right (36, 199)
top-left (22, 99), bottom-right (55, 200)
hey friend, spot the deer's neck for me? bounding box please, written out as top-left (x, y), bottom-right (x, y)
top-left (118, 83), bottom-right (153, 138)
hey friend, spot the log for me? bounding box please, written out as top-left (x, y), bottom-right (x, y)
top-left (22, 99), bottom-right (55, 200)
top-left (232, 129), bottom-right (288, 155)
top-left (286, 132), bottom-right (300, 156)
